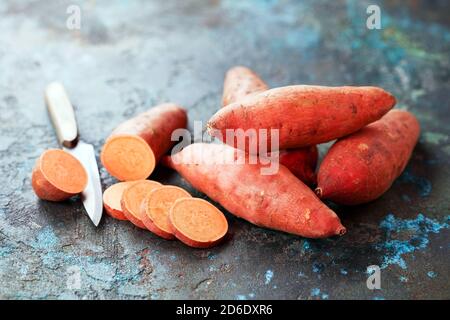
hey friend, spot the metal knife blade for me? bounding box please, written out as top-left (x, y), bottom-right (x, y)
top-left (64, 141), bottom-right (103, 226)
top-left (45, 82), bottom-right (103, 226)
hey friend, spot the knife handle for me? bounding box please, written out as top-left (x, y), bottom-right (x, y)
top-left (45, 82), bottom-right (79, 148)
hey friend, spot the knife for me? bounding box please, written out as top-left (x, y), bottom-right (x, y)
top-left (45, 82), bottom-right (103, 226)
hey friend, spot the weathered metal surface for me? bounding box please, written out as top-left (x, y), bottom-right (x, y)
top-left (0, 0), bottom-right (448, 299)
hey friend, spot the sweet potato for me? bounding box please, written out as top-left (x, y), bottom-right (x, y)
top-left (121, 180), bottom-right (161, 228)
top-left (101, 103), bottom-right (187, 181)
top-left (169, 197), bottom-right (228, 248)
top-left (103, 182), bottom-right (136, 220)
top-left (316, 109), bottom-right (420, 205)
top-left (222, 66), bottom-right (269, 106)
top-left (141, 185), bottom-right (191, 240)
top-left (277, 147), bottom-right (318, 186)
top-left (163, 143), bottom-right (345, 238)
top-left (221, 66), bottom-right (318, 185)
top-left (208, 85), bottom-right (396, 151)
top-left (32, 149), bottom-right (87, 201)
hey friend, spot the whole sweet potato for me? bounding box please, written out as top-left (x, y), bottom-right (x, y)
top-left (208, 85), bottom-right (396, 151)
top-left (163, 143), bottom-right (345, 238)
top-left (222, 66), bottom-right (318, 185)
top-left (316, 109), bottom-right (420, 205)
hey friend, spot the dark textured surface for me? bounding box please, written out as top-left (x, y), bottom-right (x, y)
top-left (0, 0), bottom-right (449, 299)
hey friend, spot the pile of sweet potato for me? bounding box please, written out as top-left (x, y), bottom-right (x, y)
top-left (32, 66), bottom-right (420, 247)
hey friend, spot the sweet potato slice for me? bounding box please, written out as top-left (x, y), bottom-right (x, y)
top-left (121, 180), bottom-right (161, 229)
top-left (101, 103), bottom-right (187, 181)
top-left (169, 198), bottom-right (228, 248)
top-left (141, 186), bottom-right (191, 240)
top-left (32, 149), bottom-right (87, 201)
top-left (103, 182), bottom-right (136, 220)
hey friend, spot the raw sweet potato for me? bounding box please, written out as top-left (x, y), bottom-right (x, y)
top-left (208, 85), bottom-right (396, 151)
top-left (163, 143), bottom-right (345, 238)
top-left (169, 197), bottom-right (228, 248)
top-left (276, 147), bottom-right (318, 186)
top-left (32, 149), bottom-right (87, 201)
top-left (141, 185), bottom-right (191, 240)
top-left (121, 180), bottom-right (161, 228)
top-left (101, 103), bottom-right (187, 181)
top-left (221, 66), bottom-right (318, 185)
top-left (316, 109), bottom-right (420, 205)
top-left (222, 66), bottom-right (269, 106)
top-left (103, 182), bottom-right (136, 220)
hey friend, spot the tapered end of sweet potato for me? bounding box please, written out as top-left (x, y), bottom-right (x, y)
top-left (101, 134), bottom-right (156, 181)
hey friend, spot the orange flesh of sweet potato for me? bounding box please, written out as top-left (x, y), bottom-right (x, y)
top-left (208, 85), bottom-right (396, 151)
top-left (316, 109), bottom-right (420, 205)
top-left (163, 143), bottom-right (345, 238)
top-left (120, 180), bottom-right (161, 228)
top-left (32, 149), bottom-right (87, 201)
top-left (101, 103), bottom-right (187, 181)
top-left (141, 185), bottom-right (192, 240)
top-left (103, 182), bottom-right (136, 220)
top-left (169, 197), bottom-right (228, 248)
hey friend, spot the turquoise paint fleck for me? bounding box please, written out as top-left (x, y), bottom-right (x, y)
top-left (264, 270), bottom-right (274, 285)
top-left (340, 268), bottom-right (348, 275)
top-left (311, 288), bottom-right (328, 300)
top-left (427, 271), bottom-right (437, 278)
top-left (376, 214), bottom-right (449, 269)
top-left (312, 262), bottom-right (324, 273)
top-left (32, 226), bottom-right (58, 249)
top-left (397, 169), bottom-right (432, 197)
top-left (236, 294), bottom-right (247, 300)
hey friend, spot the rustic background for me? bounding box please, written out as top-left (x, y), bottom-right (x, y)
top-left (0, 0), bottom-right (449, 299)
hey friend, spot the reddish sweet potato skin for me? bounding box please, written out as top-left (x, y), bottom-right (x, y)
top-left (110, 103), bottom-right (187, 162)
top-left (208, 85), bottom-right (396, 150)
top-left (278, 146), bottom-right (318, 186)
top-left (163, 143), bottom-right (345, 238)
top-left (222, 66), bottom-right (269, 106)
top-left (222, 67), bottom-right (318, 185)
top-left (316, 109), bottom-right (420, 205)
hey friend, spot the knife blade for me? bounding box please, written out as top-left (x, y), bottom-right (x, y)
top-left (45, 82), bottom-right (103, 226)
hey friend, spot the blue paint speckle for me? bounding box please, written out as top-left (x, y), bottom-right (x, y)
top-left (302, 240), bottom-right (311, 251)
top-left (0, 246), bottom-right (12, 257)
top-left (373, 296), bottom-right (385, 300)
top-left (32, 226), bottom-right (58, 249)
top-left (312, 262), bottom-right (324, 273)
top-left (375, 214), bottom-right (449, 269)
top-left (264, 270), bottom-right (274, 285)
top-left (427, 271), bottom-right (437, 278)
top-left (311, 288), bottom-right (328, 300)
top-left (397, 169), bottom-right (432, 197)
top-left (399, 276), bottom-right (408, 282)
top-left (236, 294), bottom-right (247, 300)
top-left (311, 288), bottom-right (320, 296)
top-left (340, 268), bottom-right (348, 275)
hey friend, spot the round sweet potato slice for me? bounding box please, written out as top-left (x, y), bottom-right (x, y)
top-left (141, 186), bottom-right (191, 240)
top-left (169, 198), bottom-right (228, 248)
